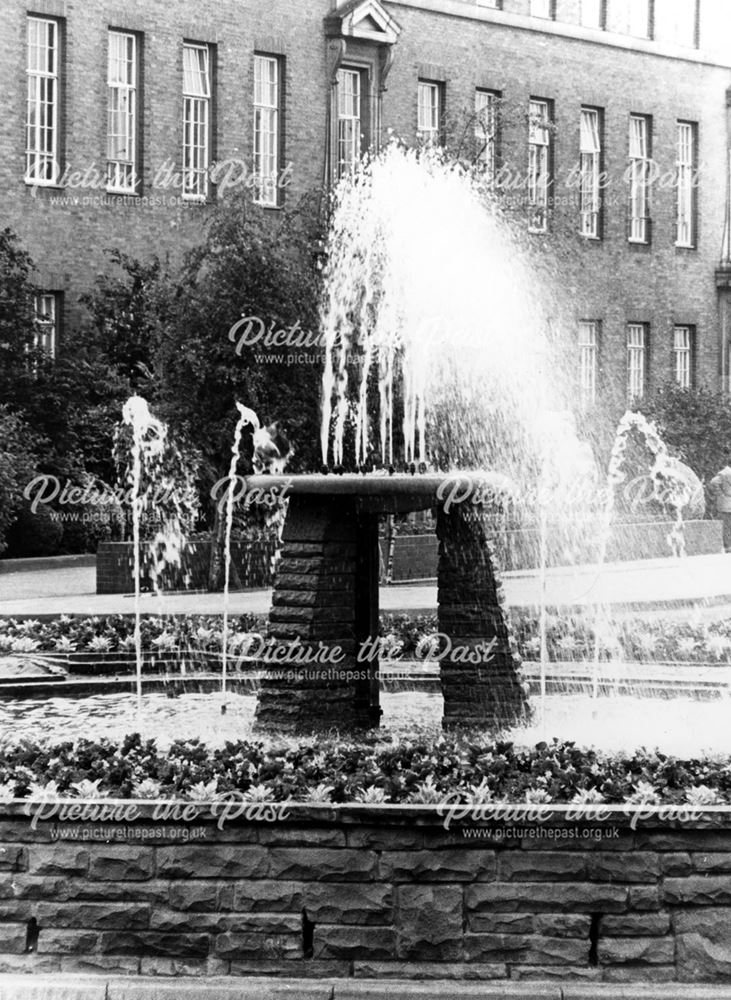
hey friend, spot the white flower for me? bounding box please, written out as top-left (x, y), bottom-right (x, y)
top-left (676, 636), bottom-right (698, 657)
top-left (525, 788), bottom-right (552, 804)
top-left (71, 779), bottom-right (107, 798)
top-left (241, 783), bottom-right (274, 803)
top-left (302, 783), bottom-right (335, 803)
top-left (556, 634), bottom-right (579, 653)
top-left (408, 775), bottom-right (443, 804)
top-left (152, 632), bottom-right (176, 651)
top-left (636, 633), bottom-right (659, 654)
top-left (467, 778), bottom-right (494, 805)
top-left (131, 779), bottom-right (162, 799)
top-left (187, 779), bottom-right (219, 802)
top-left (0, 783), bottom-right (15, 803)
top-left (354, 785), bottom-right (389, 804)
top-left (0, 637), bottom-right (13, 653)
top-left (54, 636), bottom-right (76, 653)
top-left (686, 785), bottom-right (722, 807)
top-left (11, 637), bottom-right (40, 654)
top-left (626, 780), bottom-right (660, 805)
top-left (706, 636), bottom-right (731, 661)
top-left (27, 780), bottom-right (60, 801)
top-left (87, 636), bottom-right (112, 653)
top-left (571, 788), bottom-right (605, 805)
top-left (195, 627), bottom-right (215, 643)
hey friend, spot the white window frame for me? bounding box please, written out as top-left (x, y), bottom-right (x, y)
top-left (581, 0), bottom-right (604, 28)
top-left (475, 90), bottom-right (498, 181)
top-left (670, 0), bottom-right (698, 47)
top-left (336, 68), bottom-right (362, 178)
top-left (528, 99), bottom-right (550, 233)
top-left (182, 43), bottom-right (211, 202)
top-left (253, 55), bottom-right (281, 207)
top-left (580, 108), bottom-right (601, 238)
top-left (26, 16), bottom-right (60, 186)
top-left (676, 121), bottom-right (696, 248)
top-left (34, 293), bottom-right (58, 358)
top-left (107, 31), bottom-right (137, 194)
top-left (673, 326), bottom-right (693, 388)
top-left (627, 0), bottom-right (651, 38)
top-left (627, 324), bottom-right (647, 400)
top-left (578, 322), bottom-right (599, 407)
top-left (629, 115), bottom-right (650, 244)
top-left (418, 81), bottom-right (441, 147)
top-left (530, 0), bottom-right (553, 18)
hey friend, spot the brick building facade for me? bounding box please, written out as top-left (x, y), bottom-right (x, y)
top-left (1, 0), bottom-right (730, 408)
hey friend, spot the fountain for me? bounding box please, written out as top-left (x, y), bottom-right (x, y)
top-left (252, 145), bottom-right (597, 734)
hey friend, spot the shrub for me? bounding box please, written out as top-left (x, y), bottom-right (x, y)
top-left (0, 407), bottom-right (40, 557)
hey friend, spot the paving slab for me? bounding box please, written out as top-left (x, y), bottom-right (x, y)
top-left (2, 553), bottom-right (731, 619)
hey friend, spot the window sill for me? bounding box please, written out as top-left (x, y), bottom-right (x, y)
top-left (579, 233), bottom-right (602, 242)
top-left (24, 180), bottom-right (63, 191)
top-left (675, 242), bottom-right (696, 251)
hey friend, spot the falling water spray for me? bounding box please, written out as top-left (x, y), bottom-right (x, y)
top-left (221, 404), bottom-right (261, 703)
top-left (121, 396), bottom-right (166, 717)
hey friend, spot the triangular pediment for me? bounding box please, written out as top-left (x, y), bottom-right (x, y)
top-left (326, 0), bottom-right (402, 45)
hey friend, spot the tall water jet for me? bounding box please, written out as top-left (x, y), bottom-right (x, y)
top-left (591, 410), bottom-right (689, 705)
top-left (121, 396), bottom-right (166, 715)
top-left (221, 404), bottom-right (261, 700)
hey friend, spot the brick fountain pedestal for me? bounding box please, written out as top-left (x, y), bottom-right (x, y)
top-left (248, 474), bottom-right (529, 733)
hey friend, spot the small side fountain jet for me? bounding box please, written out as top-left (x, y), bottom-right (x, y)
top-left (252, 422), bottom-right (293, 475)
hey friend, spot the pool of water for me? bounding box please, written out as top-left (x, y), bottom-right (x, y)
top-left (1, 689), bottom-right (730, 755)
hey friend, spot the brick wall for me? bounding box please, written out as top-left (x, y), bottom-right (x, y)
top-left (1, 0), bottom-right (729, 392)
top-left (0, 807), bottom-right (730, 981)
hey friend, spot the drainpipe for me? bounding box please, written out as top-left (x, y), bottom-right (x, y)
top-left (715, 86), bottom-right (731, 395)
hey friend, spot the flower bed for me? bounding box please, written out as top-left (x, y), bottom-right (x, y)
top-left (3, 612), bottom-right (731, 666)
top-left (0, 733), bottom-right (728, 806)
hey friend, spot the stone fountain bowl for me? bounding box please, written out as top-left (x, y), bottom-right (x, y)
top-left (244, 471), bottom-right (518, 515)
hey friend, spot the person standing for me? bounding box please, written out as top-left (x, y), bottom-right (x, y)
top-left (709, 462), bottom-right (731, 552)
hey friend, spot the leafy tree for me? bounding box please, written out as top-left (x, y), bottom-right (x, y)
top-left (80, 250), bottom-right (168, 389)
top-left (636, 382), bottom-right (731, 485)
top-left (152, 192), bottom-right (324, 511)
top-left (0, 407), bottom-right (40, 556)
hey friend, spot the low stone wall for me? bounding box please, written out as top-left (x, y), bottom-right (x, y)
top-left (0, 805), bottom-right (730, 982)
top-left (380, 519), bottom-right (723, 580)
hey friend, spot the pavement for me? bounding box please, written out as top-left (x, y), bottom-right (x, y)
top-left (2, 551), bottom-right (731, 620)
top-left (0, 977), bottom-right (730, 1000)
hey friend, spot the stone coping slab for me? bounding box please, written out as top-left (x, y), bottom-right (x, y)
top-left (2, 979), bottom-right (731, 1000)
top-left (3, 800), bottom-right (731, 830)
